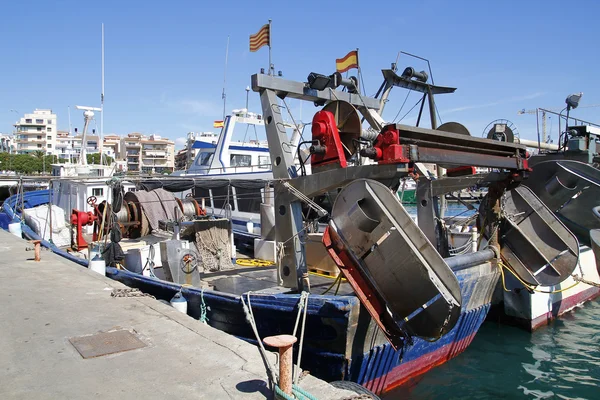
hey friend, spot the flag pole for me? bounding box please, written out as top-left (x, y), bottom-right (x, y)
top-left (222, 35), bottom-right (230, 121)
top-left (268, 19), bottom-right (273, 76)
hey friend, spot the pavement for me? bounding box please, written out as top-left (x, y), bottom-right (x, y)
top-left (0, 230), bottom-right (355, 399)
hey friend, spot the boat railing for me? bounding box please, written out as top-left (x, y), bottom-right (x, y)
top-left (192, 163), bottom-right (273, 175)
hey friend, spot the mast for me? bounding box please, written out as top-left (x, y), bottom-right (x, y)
top-left (268, 19), bottom-right (273, 75)
top-left (222, 36), bottom-right (229, 120)
top-left (68, 106), bottom-right (72, 163)
top-left (100, 23), bottom-right (105, 165)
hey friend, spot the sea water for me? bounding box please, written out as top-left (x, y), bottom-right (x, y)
top-left (386, 298), bottom-right (600, 399)
top-left (385, 203), bottom-right (599, 399)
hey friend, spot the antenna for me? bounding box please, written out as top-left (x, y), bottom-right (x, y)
top-left (75, 106), bottom-right (101, 166)
top-left (222, 36), bottom-right (229, 121)
top-left (100, 23), bottom-right (105, 165)
top-left (68, 106), bottom-right (72, 135)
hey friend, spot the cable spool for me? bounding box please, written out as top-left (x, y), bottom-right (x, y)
top-left (177, 197), bottom-right (203, 218)
top-left (124, 192), bottom-right (151, 238)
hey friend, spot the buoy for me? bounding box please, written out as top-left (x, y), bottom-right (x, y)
top-left (89, 254), bottom-right (106, 276)
top-left (170, 291), bottom-right (188, 314)
top-left (8, 222), bottom-right (22, 238)
top-left (246, 220), bottom-right (254, 234)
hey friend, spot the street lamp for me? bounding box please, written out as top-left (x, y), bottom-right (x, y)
top-left (245, 86), bottom-right (250, 111)
top-left (558, 92), bottom-right (583, 150)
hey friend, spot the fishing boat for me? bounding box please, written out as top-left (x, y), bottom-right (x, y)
top-left (1, 63), bottom-right (579, 396)
top-left (484, 118), bottom-right (600, 330)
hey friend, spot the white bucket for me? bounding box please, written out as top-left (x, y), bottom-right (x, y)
top-left (170, 292), bottom-right (188, 314)
top-left (89, 254), bottom-right (106, 276)
top-left (8, 222), bottom-right (22, 238)
top-left (246, 220), bottom-right (254, 234)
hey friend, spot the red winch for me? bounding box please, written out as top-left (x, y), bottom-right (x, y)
top-left (361, 125), bottom-right (410, 164)
top-left (310, 110), bottom-right (348, 172)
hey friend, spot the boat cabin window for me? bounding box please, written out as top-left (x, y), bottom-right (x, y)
top-left (258, 155), bottom-right (270, 169)
top-left (92, 188), bottom-right (104, 196)
top-left (230, 154), bottom-right (251, 167)
top-left (196, 152), bottom-right (214, 166)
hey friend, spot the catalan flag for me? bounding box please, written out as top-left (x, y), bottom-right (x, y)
top-left (336, 50), bottom-right (359, 73)
top-left (249, 23), bottom-right (270, 52)
top-left (213, 120), bottom-right (224, 128)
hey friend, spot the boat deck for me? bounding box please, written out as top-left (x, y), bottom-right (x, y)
top-left (0, 230), bottom-right (355, 399)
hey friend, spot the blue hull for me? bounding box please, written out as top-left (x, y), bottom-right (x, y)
top-left (2, 191), bottom-right (499, 395)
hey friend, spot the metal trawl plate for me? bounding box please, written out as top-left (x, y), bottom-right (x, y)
top-left (69, 330), bottom-right (146, 359)
top-left (500, 185), bottom-right (580, 286)
top-left (328, 179), bottom-right (462, 340)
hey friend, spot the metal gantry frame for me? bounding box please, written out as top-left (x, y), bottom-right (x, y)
top-left (252, 70), bottom-right (529, 291)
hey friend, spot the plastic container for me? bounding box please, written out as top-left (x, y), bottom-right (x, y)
top-left (89, 254), bottom-right (106, 276)
top-left (170, 291), bottom-right (188, 314)
top-left (8, 222), bottom-right (22, 238)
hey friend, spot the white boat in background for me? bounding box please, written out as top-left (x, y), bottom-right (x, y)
top-left (177, 108), bottom-right (306, 245)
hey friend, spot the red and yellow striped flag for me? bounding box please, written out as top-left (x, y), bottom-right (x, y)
top-left (336, 50), bottom-right (359, 73)
top-left (213, 120), bottom-right (224, 128)
top-left (249, 24), bottom-right (270, 52)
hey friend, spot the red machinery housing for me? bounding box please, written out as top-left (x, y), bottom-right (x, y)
top-left (70, 210), bottom-right (96, 251)
top-left (364, 125), bottom-right (410, 164)
top-left (310, 110), bottom-right (347, 172)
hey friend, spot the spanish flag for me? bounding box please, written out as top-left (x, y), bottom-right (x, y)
top-left (249, 23), bottom-right (270, 52)
top-left (213, 120), bottom-right (224, 128)
top-left (336, 50), bottom-right (359, 73)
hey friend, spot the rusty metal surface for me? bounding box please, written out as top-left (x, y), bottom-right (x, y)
top-left (69, 330), bottom-right (146, 359)
top-left (328, 179), bottom-right (461, 340)
top-left (500, 186), bottom-right (580, 286)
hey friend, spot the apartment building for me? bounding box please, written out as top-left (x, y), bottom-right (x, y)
top-left (174, 131), bottom-right (216, 170)
top-left (121, 133), bottom-right (174, 174)
top-left (13, 109), bottom-right (57, 154)
top-left (0, 134), bottom-right (15, 154)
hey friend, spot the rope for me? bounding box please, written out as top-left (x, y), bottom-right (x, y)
top-left (111, 288), bottom-right (155, 299)
top-left (497, 261), bottom-right (580, 294)
top-left (275, 384), bottom-right (319, 400)
top-left (572, 275), bottom-right (600, 288)
top-left (240, 293), bottom-right (278, 386)
top-left (281, 181), bottom-right (328, 218)
top-left (293, 292), bottom-right (309, 385)
top-left (236, 258), bottom-right (275, 267)
top-left (322, 274), bottom-right (343, 295)
top-left (199, 288), bottom-right (209, 324)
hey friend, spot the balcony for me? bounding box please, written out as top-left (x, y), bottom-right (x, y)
top-left (16, 138), bottom-right (46, 144)
top-left (143, 150), bottom-right (167, 157)
top-left (125, 142), bottom-right (140, 148)
top-left (126, 151), bottom-right (140, 156)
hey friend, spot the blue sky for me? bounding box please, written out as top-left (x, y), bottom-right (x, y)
top-left (1, 0), bottom-right (599, 148)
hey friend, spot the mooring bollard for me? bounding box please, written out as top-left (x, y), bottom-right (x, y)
top-left (263, 334), bottom-right (297, 395)
top-left (31, 240), bottom-right (42, 262)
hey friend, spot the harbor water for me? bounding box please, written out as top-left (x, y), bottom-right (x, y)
top-left (386, 287), bottom-right (600, 399)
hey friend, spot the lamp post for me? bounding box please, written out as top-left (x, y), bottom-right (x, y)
top-left (245, 86), bottom-right (250, 111)
top-left (559, 92), bottom-right (583, 150)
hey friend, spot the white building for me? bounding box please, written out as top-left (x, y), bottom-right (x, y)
top-left (121, 133), bottom-right (175, 174)
top-left (0, 133), bottom-right (15, 154)
top-left (13, 109), bottom-right (57, 155)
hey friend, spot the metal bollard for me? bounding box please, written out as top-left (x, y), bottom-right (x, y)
top-left (263, 334), bottom-right (297, 395)
top-left (31, 240), bottom-right (42, 261)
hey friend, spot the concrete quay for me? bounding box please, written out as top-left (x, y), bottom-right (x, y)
top-left (0, 230), bottom-right (355, 399)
